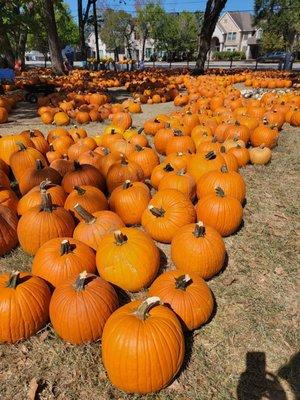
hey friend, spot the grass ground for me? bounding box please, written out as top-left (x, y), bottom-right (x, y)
top-left (0, 90), bottom-right (299, 400)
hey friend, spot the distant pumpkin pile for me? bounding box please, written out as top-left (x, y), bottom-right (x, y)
top-left (0, 93), bottom-right (23, 124)
top-left (0, 74), bottom-right (300, 395)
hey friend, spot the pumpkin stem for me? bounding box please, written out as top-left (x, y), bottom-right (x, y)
top-left (215, 186), bottom-right (225, 197)
top-left (135, 297), bottom-right (161, 321)
top-left (74, 203), bottom-right (96, 224)
top-left (123, 180), bottom-right (132, 189)
top-left (220, 165), bottom-right (228, 173)
top-left (74, 271), bottom-right (88, 292)
top-left (193, 221), bottom-right (206, 237)
top-left (6, 271), bottom-right (20, 289)
top-left (49, 143), bottom-right (54, 151)
top-left (16, 141), bottom-right (26, 151)
top-left (111, 128), bottom-right (116, 134)
top-left (40, 190), bottom-right (53, 212)
top-left (174, 129), bottom-right (183, 136)
top-left (39, 179), bottom-right (51, 190)
top-left (154, 118), bottom-right (159, 123)
top-left (135, 144), bottom-right (143, 152)
top-left (163, 163), bottom-right (174, 172)
top-left (177, 168), bottom-right (186, 176)
top-left (60, 239), bottom-right (73, 255)
top-left (212, 136), bottom-right (218, 143)
top-left (175, 274), bottom-right (192, 291)
top-left (148, 205), bottom-right (165, 217)
top-left (36, 159), bottom-right (44, 170)
top-left (120, 156), bottom-right (128, 166)
top-left (138, 127), bottom-right (144, 134)
top-left (259, 143), bottom-right (265, 149)
top-left (74, 186), bottom-right (86, 196)
top-left (205, 151), bottom-right (216, 160)
top-left (74, 161), bottom-right (81, 170)
top-left (220, 145), bottom-right (226, 153)
top-left (114, 230), bottom-right (128, 245)
top-left (62, 154), bottom-right (68, 160)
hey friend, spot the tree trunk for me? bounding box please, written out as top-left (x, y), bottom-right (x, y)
top-left (141, 36), bottom-right (146, 61)
top-left (77, 0), bottom-right (86, 59)
top-left (92, 0), bottom-right (100, 62)
top-left (18, 30), bottom-right (27, 70)
top-left (194, 0), bottom-right (227, 75)
top-left (41, 0), bottom-right (65, 75)
top-left (0, 23), bottom-right (15, 68)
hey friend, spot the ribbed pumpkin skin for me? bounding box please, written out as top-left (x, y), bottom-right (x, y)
top-left (196, 167), bottom-right (246, 203)
top-left (148, 270), bottom-right (214, 330)
top-left (62, 164), bottom-right (106, 193)
top-left (196, 191), bottom-right (243, 237)
top-left (187, 151), bottom-right (225, 182)
top-left (50, 158), bottom-right (75, 177)
top-left (158, 171), bottom-right (196, 201)
top-left (73, 210), bottom-right (125, 250)
top-left (250, 125), bottom-right (279, 149)
top-left (18, 164), bottom-right (62, 195)
top-left (0, 170), bottom-right (12, 189)
top-left (17, 184), bottom-right (67, 216)
top-left (171, 223), bottom-right (226, 278)
top-left (96, 228), bottom-right (159, 292)
top-left (141, 189), bottom-right (196, 243)
top-left (49, 273), bottom-right (118, 344)
top-left (102, 300), bottom-right (185, 394)
top-left (0, 272), bottom-right (51, 343)
top-left (17, 205), bottom-right (75, 255)
top-left (150, 162), bottom-right (177, 189)
top-left (64, 186), bottom-right (108, 220)
top-left (0, 187), bottom-right (18, 212)
top-left (10, 146), bottom-right (47, 182)
top-left (106, 159), bottom-right (144, 193)
top-left (32, 238), bottom-right (96, 287)
top-left (127, 146), bottom-right (159, 179)
top-left (0, 205), bottom-right (18, 256)
top-left (0, 135), bottom-right (35, 165)
top-left (109, 181), bottom-right (151, 225)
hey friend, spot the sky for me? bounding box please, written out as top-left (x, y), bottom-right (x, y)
top-left (65, 0), bottom-right (255, 20)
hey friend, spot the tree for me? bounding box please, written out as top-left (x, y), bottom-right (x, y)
top-left (195, 0), bottom-right (227, 74)
top-left (40, 0), bottom-right (65, 74)
top-left (177, 12), bottom-right (199, 65)
top-left (100, 9), bottom-right (133, 62)
top-left (77, 0), bottom-right (94, 59)
top-left (135, 2), bottom-right (165, 61)
top-left (254, 0), bottom-right (300, 51)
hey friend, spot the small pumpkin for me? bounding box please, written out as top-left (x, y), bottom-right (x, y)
top-left (187, 151), bottom-right (225, 182)
top-left (62, 161), bottom-right (105, 193)
top-left (158, 169), bottom-right (196, 201)
top-left (0, 205), bottom-right (18, 256)
top-left (249, 144), bottom-right (272, 165)
top-left (228, 145), bottom-right (250, 168)
top-left (106, 156), bottom-right (144, 193)
top-left (127, 145), bottom-right (159, 179)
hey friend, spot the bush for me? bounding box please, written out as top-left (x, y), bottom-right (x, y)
top-left (213, 51), bottom-right (246, 61)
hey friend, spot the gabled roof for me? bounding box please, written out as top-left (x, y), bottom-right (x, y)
top-left (228, 12), bottom-right (254, 31)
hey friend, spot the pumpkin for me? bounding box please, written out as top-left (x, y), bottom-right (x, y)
top-left (224, 122), bottom-right (250, 143)
top-left (142, 189), bottom-right (196, 243)
top-left (165, 151), bottom-right (191, 170)
top-left (10, 142), bottom-right (47, 182)
top-left (18, 159), bottom-right (62, 195)
top-left (158, 169), bottom-right (196, 200)
top-left (47, 127), bottom-right (69, 143)
top-left (219, 146), bottom-right (239, 171)
top-left (64, 185), bottom-right (108, 220)
top-left (0, 134), bottom-right (35, 165)
top-left (290, 110), bottom-right (300, 126)
top-left (32, 238), bottom-right (96, 288)
top-left (67, 142), bottom-right (91, 161)
top-left (78, 150), bottom-right (103, 170)
top-left (149, 271), bottom-right (214, 330)
top-left (52, 135), bottom-right (74, 154)
top-left (0, 186), bottom-right (18, 212)
top-left (165, 130), bottom-right (196, 155)
top-left (73, 205), bottom-right (125, 250)
top-left (153, 126), bottom-right (175, 154)
top-left (49, 271), bottom-right (118, 344)
top-left (0, 158), bottom-right (9, 175)
top-left (143, 118), bottom-right (165, 136)
top-left (111, 112), bottom-right (132, 131)
top-left (96, 228), bottom-right (159, 292)
top-left (17, 180), bottom-right (67, 215)
top-left (263, 110), bottom-right (285, 129)
top-left (196, 135), bottom-right (221, 153)
top-left (187, 151), bottom-right (225, 182)
top-left (62, 161), bottom-right (105, 193)
top-left (250, 125), bottom-right (279, 149)
top-left (129, 131), bottom-right (149, 148)
top-left (127, 145), bottom-right (159, 179)
top-left (249, 144), bottom-right (272, 165)
top-left (98, 150), bottom-right (123, 177)
top-left (21, 129), bottom-right (49, 155)
top-left (41, 111), bottom-right (54, 124)
top-left (106, 157), bottom-right (144, 193)
top-left (0, 205), bottom-right (18, 256)
top-left (0, 170), bottom-right (10, 189)
top-left (223, 137), bottom-right (245, 152)
top-left (150, 162), bottom-right (177, 189)
top-left (108, 138), bottom-right (135, 157)
top-left (46, 144), bottom-right (62, 164)
top-left (171, 221), bottom-right (226, 279)
top-left (53, 111), bottom-right (70, 126)
top-left (102, 297), bottom-right (184, 394)
top-left (75, 111), bottom-right (90, 124)
top-left (109, 180), bottom-right (151, 225)
top-left (17, 190), bottom-right (75, 255)
top-left (50, 157), bottom-right (76, 176)
top-left (195, 186), bottom-right (243, 236)
top-left (0, 271), bottom-right (51, 343)
top-left (228, 145), bottom-right (250, 168)
top-left (0, 106), bottom-right (8, 123)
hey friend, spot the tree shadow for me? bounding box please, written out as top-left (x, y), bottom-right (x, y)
top-left (237, 352), bottom-right (288, 400)
top-left (277, 352), bottom-right (300, 398)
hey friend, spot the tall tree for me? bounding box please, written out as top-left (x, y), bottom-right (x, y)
top-left (195, 0), bottom-right (227, 74)
top-left (178, 12), bottom-right (198, 65)
top-left (40, 0), bottom-right (65, 74)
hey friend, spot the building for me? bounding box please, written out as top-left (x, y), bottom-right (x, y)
top-left (211, 12), bottom-right (262, 59)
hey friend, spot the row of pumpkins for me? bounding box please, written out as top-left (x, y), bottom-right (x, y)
top-left (0, 93), bottom-right (23, 124)
top-left (0, 77), bottom-right (299, 395)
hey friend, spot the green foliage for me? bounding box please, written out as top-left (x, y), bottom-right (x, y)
top-left (213, 51), bottom-right (246, 60)
top-left (254, 0), bottom-right (300, 51)
top-left (136, 3), bottom-right (165, 42)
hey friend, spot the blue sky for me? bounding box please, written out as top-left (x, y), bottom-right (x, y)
top-left (66, 0), bottom-right (255, 20)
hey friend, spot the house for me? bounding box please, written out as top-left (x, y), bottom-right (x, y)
top-left (211, 11), bottom-right (262, 59)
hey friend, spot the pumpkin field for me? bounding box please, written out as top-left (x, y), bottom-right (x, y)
top-left (0, 69), bottom-right (299, 399)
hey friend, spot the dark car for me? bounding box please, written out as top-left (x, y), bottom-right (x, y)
top-left (257, 51), bottom-right (288, 62)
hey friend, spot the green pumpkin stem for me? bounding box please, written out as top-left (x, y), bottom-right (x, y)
top-left (123, 180), bottom-right (132, 189)
top-left (40, 190), bottom-right (53, 212)
top-left (73, 203), bottom-right (96, 224)
top-left (74, 186), bottom-right (86, 196)
top-left (6, 271), bottom-right (20, 289)
top-left (220, 165), bottom-right (228, 173)
top-left (193, 221), bottom-right (205, 237)
top-left (135, 297), bottom-right (161, 321)
top-left (205, 151), bottom-right (216, 160)
top-left (114, 230), bottom-right (128, 245)
top-left (36, 159), bottom-right (44, 170)
top-left (16, 141), bottom-right (27, 151)
top-left (74, 271), bottom-right (88, 291)
top-left (175, 274), bottom-right (192, 291)
top-left (163, 163), bottom-right (174, 172)
top-left (215, 186), bottom-right (225, 197)
top-left (148, 205), bottom-right (165, 217)
top-left (60, 239), bottom-right (73, 255)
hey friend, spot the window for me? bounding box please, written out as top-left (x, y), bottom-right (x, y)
top-left (242, 33), bottom-right (249, 40)
top-left (227, 32), bottom-right (237, 41)
top-left (145, 48), bottom-right (153, 59)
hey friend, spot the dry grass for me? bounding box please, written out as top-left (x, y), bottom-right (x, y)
top-left (0, 90), bottom-right (299, 400)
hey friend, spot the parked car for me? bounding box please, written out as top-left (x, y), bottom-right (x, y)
top-left (257, 51), bottom-right (288, 62)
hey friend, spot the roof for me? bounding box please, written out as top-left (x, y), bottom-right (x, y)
top-left (228, 12), bottom-right (254, 31)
